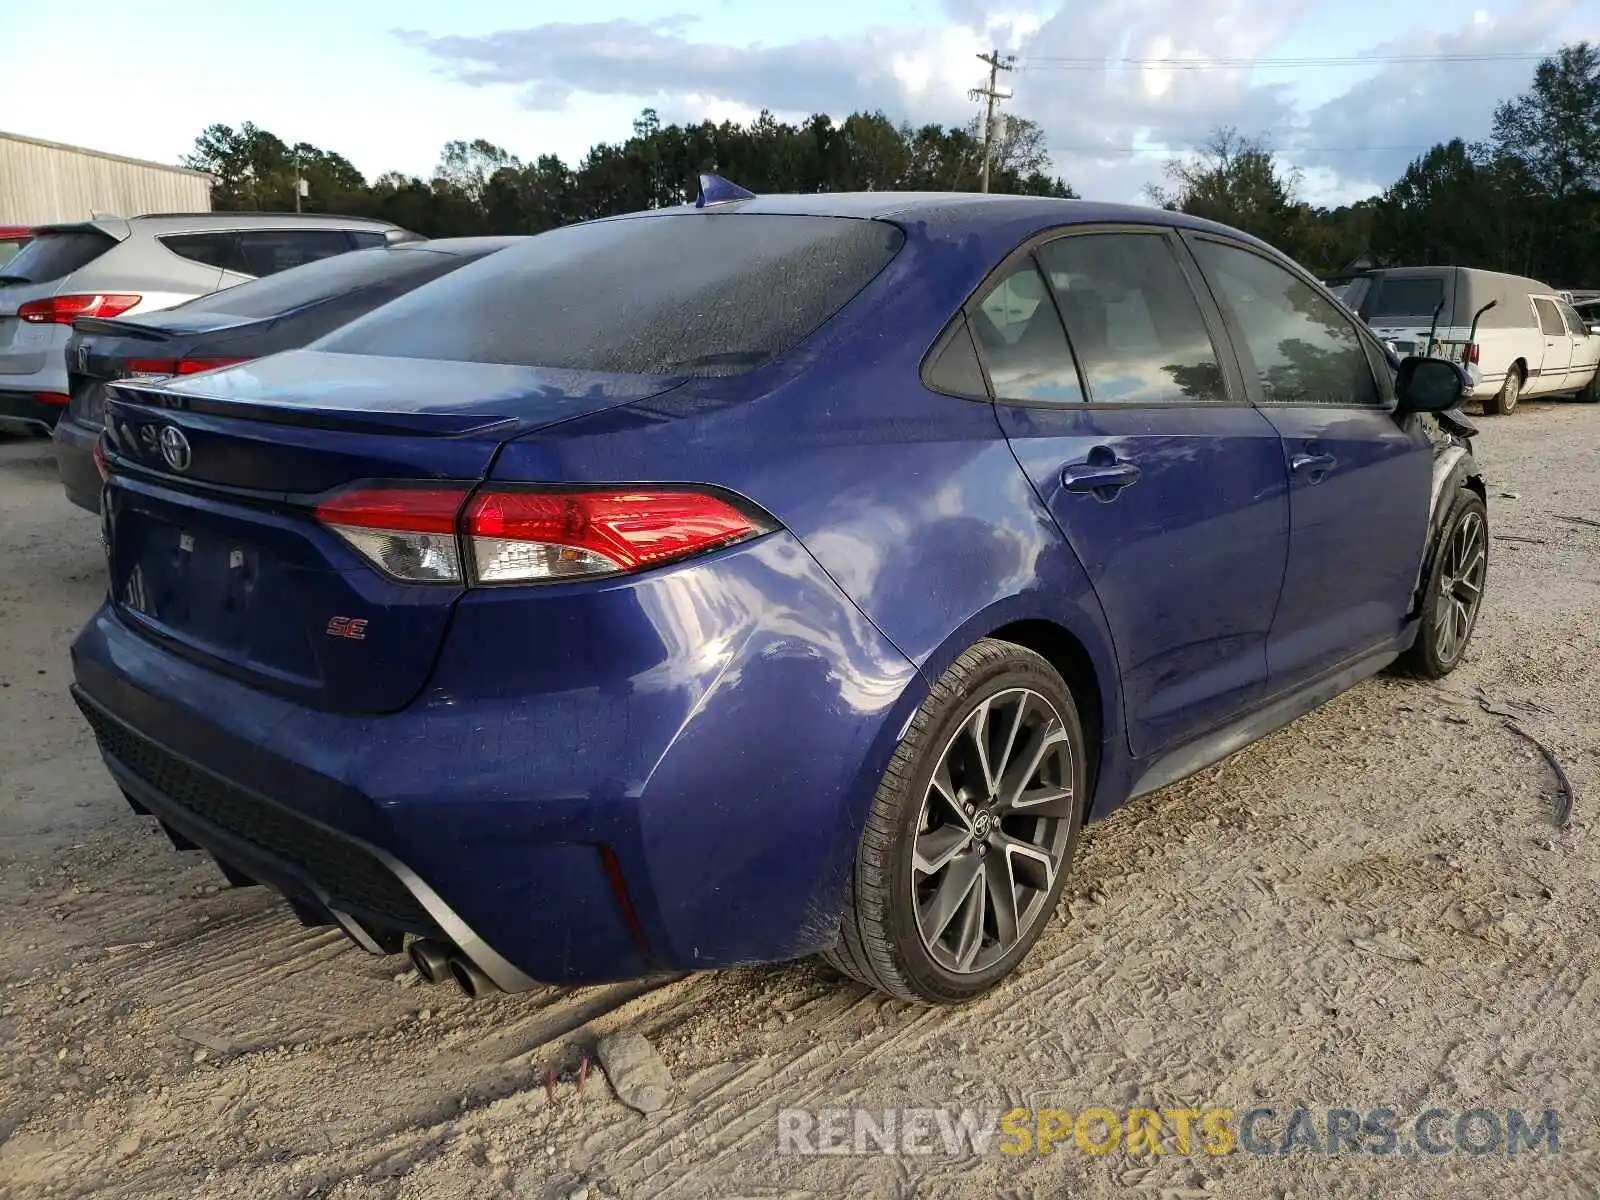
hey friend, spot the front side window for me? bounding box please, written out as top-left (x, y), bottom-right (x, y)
top-left (1036, 232), bottom-right (1227, 404)
top-left (1533, 298), bottom-right (1566, 338)
top-left (1557, 301), bottom-right (1588, 339)
top-left (969, 260), bottom-right (1084, 404)
top-left (1193, 240), bottom-right (1381, 408)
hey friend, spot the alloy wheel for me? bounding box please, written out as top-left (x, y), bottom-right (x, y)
top-left (1435, 508), bottom-right (1486, 665)
top-left (910, 687), bottom-right (1076, 974)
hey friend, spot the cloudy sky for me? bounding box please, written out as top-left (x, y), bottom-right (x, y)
top-left (4, 0), bottom-right (1596, 205)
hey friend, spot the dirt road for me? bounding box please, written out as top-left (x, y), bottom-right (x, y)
top-left (1, 405), bottom-right (1597, 1199)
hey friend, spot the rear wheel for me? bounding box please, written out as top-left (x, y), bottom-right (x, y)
top-left (1576, 371), bottom-right (1599, 403)
top-left (1483, 365), bottom-right (1521, 415)
top-left (1399, 486), bottom-right (1487, 679)
top-left (824, 639), bottom-right (1086, 1004)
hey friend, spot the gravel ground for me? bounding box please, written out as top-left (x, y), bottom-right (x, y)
top-left (0, 402), bottom-right (1597, 1199)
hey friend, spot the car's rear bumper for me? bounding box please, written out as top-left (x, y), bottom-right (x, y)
top-left (70, 533), bottom-right (923, 987)
top-left (0, 387), bottom-right (66, 435)
top-left (52, 414), bottom-right (101, 511)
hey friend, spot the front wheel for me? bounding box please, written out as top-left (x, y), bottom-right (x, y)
top-left (824, 639), bottom-right (1086, 1004)
top-left (1399, 487), bottom-right (1488, 679)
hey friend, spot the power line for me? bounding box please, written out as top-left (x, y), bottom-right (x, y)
top-left (1014, 50), bottom-right (1556, 71)
top-left (969, 49), bottom-right (1015, 193)
top-left (1052, 143), bottom-right (1458, 156)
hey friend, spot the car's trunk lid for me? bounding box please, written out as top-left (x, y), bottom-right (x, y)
top-left (100, 349), bottom-right (682, 713)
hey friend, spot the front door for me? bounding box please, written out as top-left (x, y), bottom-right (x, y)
top-left (1532, 298), bottom-right (1573, 395)
top-left (1187, 236), bottom-right (1433, 693)
top-left (1558, 299), bottom-right (1600, 391)
top-left (978, 228), bottom-right (1290, 759)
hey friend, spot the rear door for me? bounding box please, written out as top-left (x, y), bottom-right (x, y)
top-left (1187, 236), bottom-right (1431, 693)
top-left (1532, 297), bottom-right (1573, 393)
top-left (985, 227), bottom-right (1290, 758)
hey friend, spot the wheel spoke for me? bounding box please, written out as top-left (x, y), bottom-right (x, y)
top-left (919, 850), bottom-right (983, 947)
top-left (913, 824), bottom-right (970, 877)
top-left (952, 867), bottom-right (988, 970)
top-left (963, 698), bottom-right (997, 796)
top-left (998, 721), bottom-right (1066, 809)
top-left (984, 852), bottom-right (1020, 950)
top-left (1010, 783), bottom-right (1075, 816)
top-left (995, 833), bottom-right (1056, 896)
top-left (928, 758), bottom-right (971, 831)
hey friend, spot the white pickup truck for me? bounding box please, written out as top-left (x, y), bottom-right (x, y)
top-left (1340, 266), bottom-right (1600, 414)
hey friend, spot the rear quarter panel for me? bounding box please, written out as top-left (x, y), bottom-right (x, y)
top-left (488, 215), bottom-right (1131, 814)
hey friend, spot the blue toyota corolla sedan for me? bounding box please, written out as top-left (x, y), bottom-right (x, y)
top-left (70, 184), bottom-right (1487, 1005)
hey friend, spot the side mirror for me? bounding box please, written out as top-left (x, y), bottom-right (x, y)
top-left (1394, 355), bottom-right (1468, 414)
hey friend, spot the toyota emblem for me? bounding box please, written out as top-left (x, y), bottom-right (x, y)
top-left (159, 426), bottom-right (192, 473)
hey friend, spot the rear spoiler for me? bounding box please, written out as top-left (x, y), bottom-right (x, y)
top-left (31, 218), bottom-right (133, 242)
top-left (72, 316), bottom-right (172, 341)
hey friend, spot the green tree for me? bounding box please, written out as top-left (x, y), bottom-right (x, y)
top-left (1150, 128), bottom-right (1303, 251)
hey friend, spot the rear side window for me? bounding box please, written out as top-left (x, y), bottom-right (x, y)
top-left (1533, 298), bottom-right (1565, 337)
top-left (1037, 232), bottom-right (1226, 404)
top-left (1194, 240), bottom-right (1381, 408)
top-left (319, 214), bottom-right (905, 376)
top-left (350, 231), bottom-right (388, 249)
top-left (162, 232), bottom-right (249, 274)
top-left (177, 246), bottom-right (480, 319)
top-left (969, 261), bottom-right (1085, 404)
top-left (1365, 276), bottom-right (1446, 321)
top-left (237, 230), bottom-right (357, 277)
top-left (0, 229), bottom-right (116, 283)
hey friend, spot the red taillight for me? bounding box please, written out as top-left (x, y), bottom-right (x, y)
top-left (312, 485), bottom-right (770, 585)
top-left (177, 357), bottom-right (249, 375)
top-left (1462, 343), bottom-right (1480, 365)
top-left (36, 391), bottom-right (70, 406)
top-left (463, 489), bottom-right (766, 583)
top-left (124, 356), bottom-right (252, 377)
top-left (19, 294), bottom-right (141, 325)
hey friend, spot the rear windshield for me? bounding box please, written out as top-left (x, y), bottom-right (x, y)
top-left (317, 214), bottom-right (906, 376)
top-left (176, 245), bottom-right (487, 320)
top-left (0, 229), bottom-right (116, 285)
top-left (1364, 276), bottom-right (1446, 320)
top-left (0, 239), bottom-right (24, 270)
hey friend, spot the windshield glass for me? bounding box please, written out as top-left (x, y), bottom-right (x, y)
top-left (177, 246), bottom-right (485, 319)
top-left (0, 229), bottom-right (116, 285)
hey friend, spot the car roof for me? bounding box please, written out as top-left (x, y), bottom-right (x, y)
top-left (627, 191), bottom-right (1277, 252)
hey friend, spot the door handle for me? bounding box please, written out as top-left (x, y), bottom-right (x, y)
top-left (1061, 456), bottom-right (1142, 499)
top-left (1290, 451), bottom-right (1337, 479)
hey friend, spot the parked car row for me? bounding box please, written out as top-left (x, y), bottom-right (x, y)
top-left (1329, 265), bottom-right (1600, 413)
top-left (0, 211), bottom-right (421, 436)
top-left (67, 181), bottom-right (1490, 1005)
top-left (53, 236), bottom-right (522, 512)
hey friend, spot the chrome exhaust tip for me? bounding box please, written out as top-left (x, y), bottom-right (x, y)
top-left (408, 938), bottom-right (453, 984)
top-left (448, 954), bottom-right (498, 999)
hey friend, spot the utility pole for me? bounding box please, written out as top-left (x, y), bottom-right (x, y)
top-left (970, 49), bottom-right (1015, 193)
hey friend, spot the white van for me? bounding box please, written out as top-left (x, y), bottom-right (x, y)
top-left (1353, 266), bottom-right (1600, 413)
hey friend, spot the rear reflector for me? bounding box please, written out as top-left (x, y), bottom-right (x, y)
top-left (36, 391), bottom-right (69, 406)
top-left (1462, 343), bottom-right (1480, 365)
top-left (19, 294), bottom-right (141, 325)
top-left (313, 485), bottom-right (772, 586)
top-left (314, 488), bottom-right (469, 584)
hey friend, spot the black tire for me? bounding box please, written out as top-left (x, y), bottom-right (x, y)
top-left (1482, 365), bottom-right (1521, 415)
top-left (824, 638), bottom-right (1087, 1004)
top-left (1576, 371), bottom-right (1599, 403)
top-left (1398, 486), bottom-right (1488, 679)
